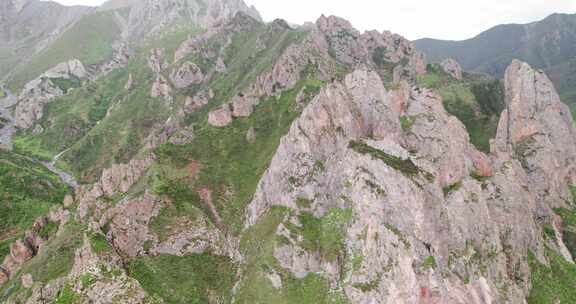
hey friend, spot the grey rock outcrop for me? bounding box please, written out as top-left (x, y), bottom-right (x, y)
top-left (231, 93), bottom-right (258, 117)
top-left (150, 75), bottom-right (172, 103)
top-left (244, 63), bottom-right (576, 303)
top-left (14, 59), bottom-right (87, 129)
top-left (147, 48), bottom-right (167, 74)
top-left (441, 58), bottom-right (463, 80)
top-left (493, 59), bottom-right (576, 208)
top-left (43, 59), bottom-right (87, 79)
top-left (316, 15), bottom-right (427, 80)
top-left (184, 90), bottom-right (213, 114)
top-left (208, 104), bottom-right (233, 127)
top-left (170, 61), bottom-right (204, 88)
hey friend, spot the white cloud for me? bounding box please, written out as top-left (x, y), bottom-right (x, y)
top-left (49, 0), bottom-right (576, 40)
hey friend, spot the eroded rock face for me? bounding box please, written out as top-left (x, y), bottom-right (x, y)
top-left (0, 216), bottom-right (58, 285)
top-left (315, 15), bottom-right (426, 80)
top-left (147, 48), bottom-right (167, 74)
top-left (170, 61), bottom-right (204, 89)
top-left (106, 192), bottom-right (166, 257)
top-left (14, 59), bottom-right (87, 129)
top-left (244, 64), bottom-right (576, 303)
top-left (150, 74), bottom-right (172, 102)
top-left (208, 104), bottom-right (233, 127)
top-left (98, 156), bottom-right (154, 198)
top-left (494, 59), bottom-right (576, 208)
top-left (120, 0), bottom-right (261, 42)
top-left (184, 90), bottom-right (213, 114)
top-left (76, 155), bottom-right (155, 217)
top-left (441, 58), bottom-right (463, 80)
top-left (231, 93), bottom-right (258, 117)
top-left (43, 59), bottom-right (87, 79)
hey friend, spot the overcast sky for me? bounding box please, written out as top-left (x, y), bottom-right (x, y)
top-left (50, 0), bottom-right (576, 40)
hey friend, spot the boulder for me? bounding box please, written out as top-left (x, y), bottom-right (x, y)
top-left (246, 126), bottom-right (256, 143)
top-left (231, 93), bottom-right (258, 117)
top-left (208, 104), bottom-right (233, 127)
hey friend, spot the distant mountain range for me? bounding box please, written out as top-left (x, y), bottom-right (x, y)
top-left (415, 13), bottom-right (576, 111)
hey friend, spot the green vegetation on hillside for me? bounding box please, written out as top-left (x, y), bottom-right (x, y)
top-left (554, 206), bottom-right (576, 259)
top-left (128, 254), bottom-right (237, 304)
top-left (0, 221), bottom-right (83, 302)
top-left (417, 64), bottom-right (504, 152)
top-left (290, 208), bottom-right (352, 262)
top-left (0, 150), bottom-right (68, 261)
top-left (527, 249), bottom-right (576, 303)
top-left (154, 77), bottom-right (323, 234)
top-left (348, 140), bottom-right (425, 178)
top-left (235, 207), bottom-right (350, 304)
top-left (8, 10), bottom-right (122, 92)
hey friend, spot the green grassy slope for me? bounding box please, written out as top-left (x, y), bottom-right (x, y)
top-left (0, 150), bottom-right (69, 262)
top-left (7, 10), bottom-right (123, 92)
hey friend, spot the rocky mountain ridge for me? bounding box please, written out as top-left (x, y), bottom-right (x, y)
top-left (0, 1), bottom-right (576, 303)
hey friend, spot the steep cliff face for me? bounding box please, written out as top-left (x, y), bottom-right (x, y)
top-left (2, 2), bottom-right (576, 303)
top-left (242, 62), bottom-right (576, 303)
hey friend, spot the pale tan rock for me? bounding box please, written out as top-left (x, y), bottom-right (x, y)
top-left (231, 93), bottom-right (257, 117)
top-left (246, 126), bottom-right (256, 143)
top-left (63, 194), bottom-right (74, 208)
top-left (124, 73), bottom-right (135, 91)
top-left (208, 104), bottom-right (233, 127)
top-left (21, 274), bottom-right (33, 289)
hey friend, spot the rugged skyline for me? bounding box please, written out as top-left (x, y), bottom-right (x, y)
top-left (50, 0), bottom-right (576, 40)
top-left (2, 0), bottom-right (576, 303)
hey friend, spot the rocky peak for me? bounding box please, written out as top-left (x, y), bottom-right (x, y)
top-left (114, 0), bottom-right (261, 41)
top-left (314, 15), bottom-right (426, 79)
top-left (495, 59), bottom-right (576, 147)
top-left (440, 58), bottom-right (463, 80)
top-left (494, 59), bottom-right (576, 207)
top-left (316, 14), bottom-right (358, 36)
